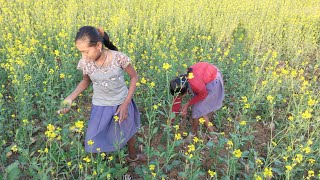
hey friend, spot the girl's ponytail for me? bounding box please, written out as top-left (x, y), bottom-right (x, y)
top-left (97, 27), bottom-right (118, 51)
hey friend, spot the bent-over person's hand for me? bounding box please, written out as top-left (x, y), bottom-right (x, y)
top-left (181, 102), bottom-right (190, 117)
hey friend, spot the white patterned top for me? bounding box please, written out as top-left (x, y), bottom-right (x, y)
top-left (77, 50), bottom-right (130, 106)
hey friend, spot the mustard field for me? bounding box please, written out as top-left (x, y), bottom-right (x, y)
top-left (0, 0), bottom-right (319, 179)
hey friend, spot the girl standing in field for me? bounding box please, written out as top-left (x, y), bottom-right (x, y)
top-left (170, 62), bottom-right (224, 142)
top-left (58, 26), bottom-right (146, 163)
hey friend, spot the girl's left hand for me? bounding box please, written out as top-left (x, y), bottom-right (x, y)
top-left (115, 103), bottom-right (129, 124)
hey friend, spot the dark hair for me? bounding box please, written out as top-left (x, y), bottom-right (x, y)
top-left (169, 75), bottom-right (189, 96)
top-left (75, 26), bottom-right (118, 51)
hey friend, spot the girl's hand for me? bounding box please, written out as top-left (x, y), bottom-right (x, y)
top-left (181, 102), bottom-right (190, 116)
top-left (115, 103), bottom-right (129, 124)
top-left (57, 99), bottom-right (72, 114)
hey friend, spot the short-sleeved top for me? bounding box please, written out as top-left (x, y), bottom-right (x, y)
top-left (187, 62), bottom-right (218, 105)
top-left (77, 50), bottom-right (130, 106)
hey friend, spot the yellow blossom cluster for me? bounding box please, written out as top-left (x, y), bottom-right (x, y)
top-left (183, 142), bottom-right (197, 159)
top-left (233, 149), bottom-right (242, 158)
top-left (163, 63), bottom-right (171, 71)
top-left (149, 164), bottom-right (156, 177)
top-left (240, 96), bottom-right (250, 109)
top-left (69, 120), bottom-right (85, 133)
top-left (83, 156), bottom-right (91, 163)
top-left (226, 140), bottom-right (233, 150)
top-left (208, 169), bottom-right (216, 177)
top-left (175, 133), bottom-right (182, 140)
top-left (44, 124), bottom-right (61, 140)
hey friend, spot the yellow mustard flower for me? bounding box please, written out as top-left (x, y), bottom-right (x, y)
top-left (263, 167), bottom-right (273, 178)
top-left (108, 156), bottom-right (113, 161)
top-left (267, 95), bottom-right (274, 103)
top-left (93, 171), bottom-right (97, 176)
top-left (87, 140), bottom-right (94, 146)
top-left (114, 115), bottom-right (119, 122)
top-left (233, 149), bottom-right (242, 158)
top-left (302, 146), bottom-right (311, 154)
top-left (308, 159), bottom-right (315, 164)
top-left (244, 103), bottom-right (250, 109)
top-left (208, 170), bottom-right (216, 177)
top-left (163, 63), bottom-right (171, 70)
top-left (187, 144), bottom-right (195, 153)
top-left (193, 136), bottom-right (200, 143)
top-left (254, 174), bottom-right (262, 180)
top-left (256, 116), bottom-right (261, 121)
top-left (307, 98), bottom-right (316, 106)
top-left (60, 73), bottom-right (65, 79)
top-left (175, 133), bottom-right (182, 140)
top-left (240, 121), bottom-right (247, 125)
top-left (294, 154), bottom-right (303, 163)
top-left (241, 96), bottom-right (248, 103)
top-left (226, 140), bottom-right (233, 149)
top-left (83, 156), bottom-right (91, 163)
top-left (199, 117), bottom-right (205, 124)
top-left (149, 164), bottom-right (155, 171)
top-left (301, 110), bottom-right (312, 119)
top-left (141, 77), bottom-right (147, 84)
top-left (188, 72), bottom-right (194, 79)
top-left (256, 158), bottom-right (263, 167)
top-left (101, 153), bottom-right (106, 158)
top-left (11, 145), bottom-right (18, 152)
top-left (75, 120), bottom-right (84, 131)
top-left (22, 119), bottom-right (29, 124)
top-left (308, 170), bottom-right (314, 178)
top-left (153, 105), bottom-right (158, 110)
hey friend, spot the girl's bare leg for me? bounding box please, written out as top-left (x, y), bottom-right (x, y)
top-left (203, 115), bottom-right (215, 133)
top-left (191, 118), bottom-right (200, 136)
top-left (127, 136), bottom-right (137, 159)
top-left (127, 135), bottom-right (147, 162)
top-left (179, 114), bottom-right (188, 132)
top-left (203, 115), bottom-right (218, 142)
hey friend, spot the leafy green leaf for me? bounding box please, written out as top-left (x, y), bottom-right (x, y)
top-left (5, 161), bottom-right (21, 180)
top-left (152, 127), bottom-right (159, 135)
top-left (272, 167), bottom-right (284, 176)
top-left (178, 172), bottom-right (187, 177)
top-left (206, 141), bottom-right (215, 147)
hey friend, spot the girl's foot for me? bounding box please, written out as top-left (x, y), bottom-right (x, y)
top-left (126, 153), bottom-right (147, 163)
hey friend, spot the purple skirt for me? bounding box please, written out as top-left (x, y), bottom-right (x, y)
top-left (191, 71), bottom-right (224, 119)
top-left (84, 100), bottom-right (140, 153)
